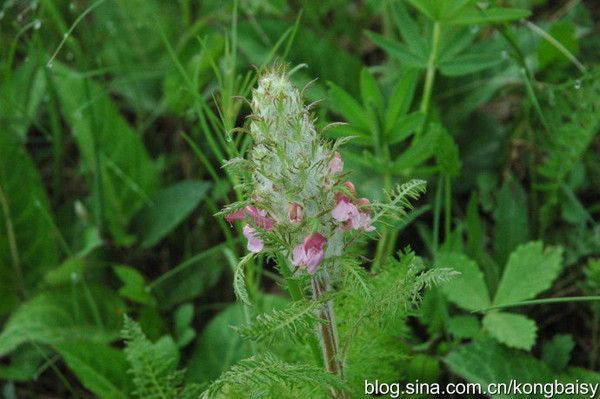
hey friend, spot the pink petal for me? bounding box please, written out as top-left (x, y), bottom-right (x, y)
top-left (224, 208), bottom-right (246, 225)
top-left (292, 244), bottom-right (306, 267)
top-left (243, 225), bottom-right (264, 253)
top-left (303, 232), bottom-right (327, 252)
top-left (331, 199), bottom-right (358, 222)
top-left (328, 152), bottom-right (343, 174)
top-left (246, 206), bottom-right (275, 231)
top-left (304, 248), bottom-right (325, 274)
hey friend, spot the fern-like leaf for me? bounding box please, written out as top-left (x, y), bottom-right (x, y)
top-left (234, 253), bottom-right (255, 306)
top-left (233, 299), bottom-right (324, 343)
top-left (201, 352), bottom-right (345, 398)
top-left (121, 315), bottom-right (184, 399)
top-left (372, 179), bottom-right (427, 224)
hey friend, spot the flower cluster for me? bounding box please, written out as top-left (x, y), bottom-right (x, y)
top-left (222, 67), bottom-right (374, 274)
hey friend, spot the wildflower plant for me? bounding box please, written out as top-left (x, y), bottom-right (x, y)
top-left (212, 65), bottom-right (456, 398)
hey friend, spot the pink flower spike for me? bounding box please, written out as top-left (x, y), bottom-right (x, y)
top-left (288, 202), bottom-right (304, 224)
top-left (246, 206), bottom-right (275, 231)
top-left (243, 225), bottom-right (264, 253)
top-left (328, 152), bottom-right (343, 174)
top-left (292, 233), bottom-right (327, 274)
top-left (224, 208), bottom-right (246, 226)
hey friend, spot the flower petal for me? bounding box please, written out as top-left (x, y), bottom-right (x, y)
top-left (243, 225), bottom-right (264, 253)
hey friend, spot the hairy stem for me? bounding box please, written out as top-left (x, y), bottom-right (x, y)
top-left (311, 275), bottom-right (347, 399)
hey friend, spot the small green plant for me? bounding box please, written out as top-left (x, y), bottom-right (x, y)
top-left (208, 66), bottom-right (456, 397)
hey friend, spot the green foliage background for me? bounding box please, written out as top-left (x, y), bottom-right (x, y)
top-left (0, 0), bottom-right (599, 397)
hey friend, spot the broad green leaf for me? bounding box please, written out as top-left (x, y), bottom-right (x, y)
top-left (439, 53), bottom-right (502, 76)
top-left (387, 111), bottom-right (425, 145)
top-left (0, 288), bottom-right (124, 357)
top-left (392, 129), bottom-right (436, 172)
top-left (542, 334), bottom-right (574, 372)
top-left (493, 180), bottom-right (530, 265)
top-left (359, 68), bottom-right (384, 111)
top-left (55, 342), bottom-right (131, 399)
top-left (51, 64), bottom-right (159, 245)
top-left (131, 180), bottom-right (210, 248)
top-left (0, 55), bottom-right (46, 140)
top-left (185, 304), bottom-right (252, 384)
top-left (114, 265), bottom-right (156, 306)
top-left (438, 252), bottom-right (490, 312)
top-left (494, 241), bottom-right (563, 306)
top-left (44, 258), bottom-right (87, 286)
top-left (446, 341), bottom-right (600, 398)
top-left (174, 303), bottom-right (196, 348)
top-left (538, 22), bottom-right (579, 70)
top-left (0, 133), bottom-right (58, 317)
top-left (445, 341), bottom-right (554, 392)
top-left (365, 31), bottom-right (428, 68)
top-left (434, 127), bottom-right (461, 177)
top-left (327, 82), bottom-right (371, 132)
top-left (447, 315), bottom-right (480, 339)
top-left (385, 68), bottom-right (419, 133)
top-left (483, 312), bottom-right (537, 350)
top-left (446, 7), bottom-right (531, 25)
top-left (151, 245), bottom-right (227, 309)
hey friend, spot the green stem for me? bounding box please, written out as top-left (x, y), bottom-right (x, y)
top-left (474, 296), bottom-right (600, 313)
top-left (414, 21), bottom-right (441, 143)
top-left (311, 275), bottom-right (347, 399)
top-left (276, 254), bottom-right (323, 367)
top-left (444, 175), bottom-right (452, 239)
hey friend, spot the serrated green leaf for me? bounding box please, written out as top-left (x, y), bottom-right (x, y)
top-left (446, 7), bottom-right (531, 25)
top-left (493, 241), bottom-right (563, 306)
top-left (542, 334), bottom-right (574, 372)
top-left (483, 312), bottom-right (537, 350)
top-left (447, 315), bottom-right (480, 339)
top-left (131, 180), bottom-right (210, 248)
top-left (438, 252), bottom-right (490, 312)
top-left (365, 31), bottom-right (428, 68)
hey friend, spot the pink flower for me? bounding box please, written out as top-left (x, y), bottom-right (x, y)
top-left (331, 197), bottom-right (375, 232)
top-left (288, 202), bottom-right (304, 224)
top-left (243, 225), bottom-right (264, 253)
top-left (331, 197), bottom-right (358, 224)
top-left (292, 233), bottom-right (327, 274)
top-left (225, 208), bottom-right (246, 226)
top-left (328, 152), bottom-right (343, 174)
top-left (246, 206), bottom-right (275, 231)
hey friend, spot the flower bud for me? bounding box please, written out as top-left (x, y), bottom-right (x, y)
top-left (288, 202), bottom-right (304, 223)
top-left (329, 152), bottom-right (343, 174)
